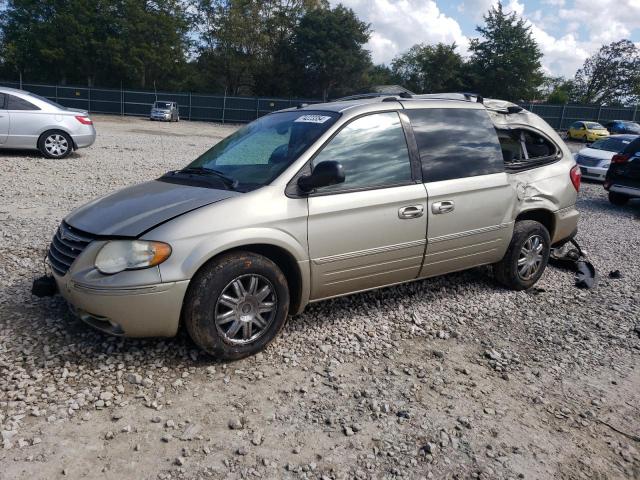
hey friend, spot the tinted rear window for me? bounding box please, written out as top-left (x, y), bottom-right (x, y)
top-left (407, 108), bottom-right (503, 182)
top-left (622, 138), bottom-right (640, 156)
top-left (6, 94), bottom-right (40, 111)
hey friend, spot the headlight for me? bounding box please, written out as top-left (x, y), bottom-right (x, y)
top-left (95, 240), bottom-right (172, 274)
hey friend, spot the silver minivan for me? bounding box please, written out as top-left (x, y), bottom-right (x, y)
top-left (48, 94), bottom-right (580, 359)
top-left (0, 87), bottom-right (96, 158)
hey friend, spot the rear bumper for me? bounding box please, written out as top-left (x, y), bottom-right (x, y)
top-left (73, 132), bottom-right (96, 149)
top-left (53, 273), bottom-right (189, 337)
top-left (609, 184), bottom-right (640, 198)
top-left (552, 205), bottom-right (580, 245)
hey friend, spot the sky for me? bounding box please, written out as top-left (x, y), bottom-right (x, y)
top-left (330, 0), bottom-right (640, 79)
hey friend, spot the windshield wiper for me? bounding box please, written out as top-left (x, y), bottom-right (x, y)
top-left (173, 167), bottom-right (239, 189)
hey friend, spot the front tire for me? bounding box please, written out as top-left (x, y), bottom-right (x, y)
top-left (38, 130), bottom-right (73, 159)
top-left (494, 220), bottom-right (551, 290)
top-left (183, 252), bottom-right (290, 360)
top-left (608, 192), bottom-right (629, 206)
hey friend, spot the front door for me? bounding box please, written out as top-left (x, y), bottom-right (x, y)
top-left (306, 111), bottom-right (428, 300)
top-left (0, 94), bottom-right (8, 144)
top-left (404, 107), bottom-right (515, 277)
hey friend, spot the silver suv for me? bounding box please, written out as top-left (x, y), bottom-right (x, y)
top-left (48, 94), bottom-right (580, 359)
top-left (0, 87), bottom-right (96, 158)
top-left (150, 101), bottom-right (179, 122)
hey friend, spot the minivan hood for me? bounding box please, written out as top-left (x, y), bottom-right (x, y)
top-left (65, 180), bottom-right (239, 237)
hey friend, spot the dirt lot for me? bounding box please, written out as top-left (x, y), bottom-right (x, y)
top-left (0, 115), bottom-right (639, 480)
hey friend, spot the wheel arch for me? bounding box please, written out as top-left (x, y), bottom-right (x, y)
top-left (515, 208), bottom-right (555, 240)
top-left (38, 128), bottom-right (76, 150)
top-left (185, 242), bottom-right (307, 316)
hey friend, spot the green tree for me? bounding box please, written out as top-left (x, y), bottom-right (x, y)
top-left (391, 43), bottom-right (467, 94)
top-left (468, 2), bottom-right (544, 101)
top-left (362, 64), bottom-right (402, 91)
top-left (291, 5), bottom-right (371, 100)
top-left (540, 76), bottom-right (573, 104)
top-left (195, 0), bottom-right (325, 96)
top-left (571, 39), bottom-right (640, 105)
top-left (0, 0), bottom-right (190, 89)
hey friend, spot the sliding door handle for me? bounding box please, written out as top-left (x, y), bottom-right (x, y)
top-left (432, 201), bottom-right (455, 214)
top-left (398, 205), bottom-right (424, 219)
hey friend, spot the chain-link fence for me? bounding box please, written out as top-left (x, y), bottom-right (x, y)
top-left (2, 80), bottom-right (639, 128)
top-left (0, 80), bottom-right (320, 123)
top-left (522, 103), bottom-right (639, 130)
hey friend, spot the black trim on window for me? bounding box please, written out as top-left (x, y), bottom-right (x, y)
top-left (398, 111), bottom-right (423, 182)
top-left (0, 93), bottom-right (5, 109)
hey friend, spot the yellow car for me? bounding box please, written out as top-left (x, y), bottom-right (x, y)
top-left (567, 121), bottom-right (610, 142)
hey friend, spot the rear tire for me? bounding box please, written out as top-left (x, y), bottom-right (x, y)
top-left (494, 220), bottom-right (551, 291)
top-left (38, 130), bottom-right (73, 159)
top-left (183, 252), bottom-right (290, 360)
top-left (608, 192), bottom-right (629, 206)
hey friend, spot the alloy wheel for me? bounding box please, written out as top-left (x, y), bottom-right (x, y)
top-left (44, 134), bottom-right (69, 157)
top-left (214, 274), bottom-right (277, 345)
top-left (517, 234), bottom-right (545, 280)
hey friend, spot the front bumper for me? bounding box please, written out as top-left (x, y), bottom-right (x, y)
top-left (53, 273), bottom-right (189, 337)
top-left (586, 134), bottom-right (608, 142)
top-left (150, 112), bottom-right (171, 121)
top-left (577, 165), bottom-right (608, 181)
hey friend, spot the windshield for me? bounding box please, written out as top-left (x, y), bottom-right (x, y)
top-left (621, 122), bottom-right (640, 132)
top-left (185, 110), bottom-right (339, 190)
top-left (589, 137), bottom-right (633, 152)
top-left (154, 102), bottom-right (172, 109)
top-left (28, 93), bottom-right (66, 110)
top-left (586, 122), bottom-right (605, 130)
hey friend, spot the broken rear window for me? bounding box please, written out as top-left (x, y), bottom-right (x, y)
top-left (497, 128), bottom-right (558, 171)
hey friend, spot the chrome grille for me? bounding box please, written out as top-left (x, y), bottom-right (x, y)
top-left (575, 154), bottom-right (602, 167)
top-left (48, 223), bottom-right (95, 277)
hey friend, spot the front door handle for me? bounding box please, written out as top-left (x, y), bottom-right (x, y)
top-left (432, 201), bottom-right (455, 214)
top-left (398, 205), bottom-right (424, 219)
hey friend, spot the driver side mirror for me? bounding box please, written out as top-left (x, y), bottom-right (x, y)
top-left (298, 161), bottom-right (345, 193)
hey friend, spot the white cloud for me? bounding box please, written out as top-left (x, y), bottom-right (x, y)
top-left (332, 0), bottom-right (640, 78)
top-left (333, 0), bottom-right (469, 64)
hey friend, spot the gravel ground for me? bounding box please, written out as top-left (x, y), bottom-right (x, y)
top-left (0, 116), bottom-right (639, 480)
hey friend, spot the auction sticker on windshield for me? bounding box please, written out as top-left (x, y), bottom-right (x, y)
top-left (295, 114), bottom-right (333, 124)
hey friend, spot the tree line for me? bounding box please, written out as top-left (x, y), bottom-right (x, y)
top-left (0, 1), bottom-right (638, 104)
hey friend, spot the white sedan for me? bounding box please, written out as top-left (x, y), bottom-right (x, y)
top-left (574, 134), bottom-right (638, 181)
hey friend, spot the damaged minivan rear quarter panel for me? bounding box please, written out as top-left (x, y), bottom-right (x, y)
top-left (489, 108), bottom-right (579, 244)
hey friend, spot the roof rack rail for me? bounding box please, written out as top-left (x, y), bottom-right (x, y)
top-left (410, 92), bottom-right (484, 103)
top-left (332, 92), bottom-right (412, 102)
top-left (459, 92), bottom-right (484, 104)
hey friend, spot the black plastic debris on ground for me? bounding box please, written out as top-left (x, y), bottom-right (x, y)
top-left (608, 270), bottom-right (623, 279)
top-left (549, 238), bottom-right (598, 289)
top-left (32, 275), bottom-right (58, 297)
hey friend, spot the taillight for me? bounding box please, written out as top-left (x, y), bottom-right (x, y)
top-left (611, 153), bottom-right (629, 164)
top-left (75, 115), bottom-right (93, 125)
top-left (570, 165), bottom-right (581, 192)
